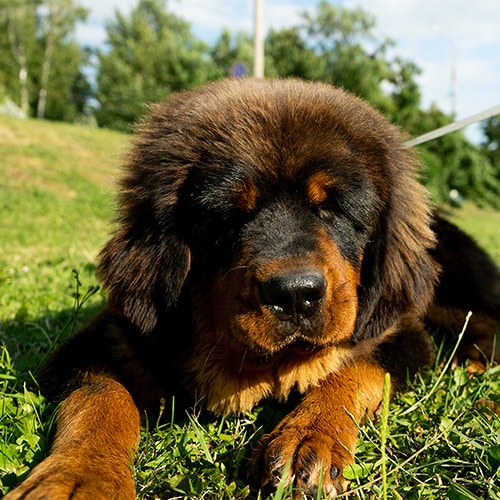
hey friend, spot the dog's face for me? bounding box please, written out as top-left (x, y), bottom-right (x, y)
top-left (98, 79), bottom-right (438, 397)
top-left (179, 119), bottom-right (382, 357)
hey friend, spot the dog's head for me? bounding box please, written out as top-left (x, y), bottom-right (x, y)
top-left (99, 79), bottom-right (438, 359)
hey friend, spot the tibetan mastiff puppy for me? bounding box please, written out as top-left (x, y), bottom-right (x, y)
top-left (7, 79), bottom-right (500, 499)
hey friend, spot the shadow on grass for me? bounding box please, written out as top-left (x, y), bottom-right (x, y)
top-left (0, 276), bottom-right (105, 493)
top-left (1, 294), bottom-right (105, 387)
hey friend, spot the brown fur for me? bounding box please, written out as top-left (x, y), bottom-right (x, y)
top-left (6, 79), bottom-right (500, 499)
top-left (8, 377), bottom-right (140, 499)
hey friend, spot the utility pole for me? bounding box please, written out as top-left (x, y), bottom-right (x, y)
top-left (253, 0), bottom-right (264, 78)
top-left (432, 25), bottom-right (457, 117)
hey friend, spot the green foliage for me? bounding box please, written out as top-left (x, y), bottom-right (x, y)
top-left (348, 356), bottom-right (500, 499)
top-left (482, 116), bottom-right (500, 172)
top-left (296, 0), bottom-right (420, 115)
top-left (0, 346), bottom-right (49, 496)
top-left (95, 0), bottom-right (212, 131)
top-left (265, 27), bottom-right (325, 80)
top-left (0, 0), bottom-right (38, 115)
top-left (93, 0), bottom-right (427, 134)
top-left (413, 108), bottom-right (500, 208)
top-left (209, 29), bottom-right (254, 80)
top-left (300, 0), bottom-right (381, 79)
top-left (0, 0), bottom-right (90, 121)
top-left (134, 408), bottom-right (256, 499)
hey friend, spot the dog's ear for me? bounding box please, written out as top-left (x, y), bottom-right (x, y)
top-left (98, 220), bottom-right (190, 334)
top-left (97, 104), bottom-right (193, 334)
top-left (354, 147), bottom-right (439, 340)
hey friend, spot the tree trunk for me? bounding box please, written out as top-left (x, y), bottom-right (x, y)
top-left (7, 21), bottom-right (30, 117)
top-left (37, 31), bottom-right (55, 120)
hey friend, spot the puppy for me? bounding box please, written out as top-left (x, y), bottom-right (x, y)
top-left (7, 79), bottom-right (499, 499)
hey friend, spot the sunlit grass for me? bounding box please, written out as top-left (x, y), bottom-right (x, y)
top-left (1, 115), bottom-right (499, 498)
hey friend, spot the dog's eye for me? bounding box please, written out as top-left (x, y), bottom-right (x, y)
top-left (316, 195), bottom-right (372, 236)
top-left (307, 170), bottom-right (376, 234)
top-left (307, 171), bottom-right (357, 220)
top-left (306, 175), bottom-right (346, 219)
top-left (315, 198), bottom-right (343, 220)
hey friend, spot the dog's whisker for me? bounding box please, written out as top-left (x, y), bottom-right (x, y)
top-left (238, 349), bottom-right (248, 374)
top-left (221, 265), bottom-right (250, 278)
top-left (201, 334), bottom-right (225, 370)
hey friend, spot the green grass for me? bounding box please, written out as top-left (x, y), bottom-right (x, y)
top-left (1, 115), bottom-right (500, 498)
top-left (0, 116), bottom-right (124, 373)
top-left (446, 203), bottom-right (500, 264)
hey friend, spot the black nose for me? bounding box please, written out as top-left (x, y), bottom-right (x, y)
top-left (260, 270), bottom-right (326, 322)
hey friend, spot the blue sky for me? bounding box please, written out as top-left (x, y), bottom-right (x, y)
top-left (76, 0), bottom-right (500, 141)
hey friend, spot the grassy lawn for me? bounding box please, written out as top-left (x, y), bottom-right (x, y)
top-left (1, 115), bottom-right (499, 499)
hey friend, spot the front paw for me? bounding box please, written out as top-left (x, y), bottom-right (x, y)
top-left (5, 453), bottom-right (136, 500)
top-left (251, 416), bottom-right (357, 498)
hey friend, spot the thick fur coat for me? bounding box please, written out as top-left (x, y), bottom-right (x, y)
top-left (7, 79), bottom-right (500, 499)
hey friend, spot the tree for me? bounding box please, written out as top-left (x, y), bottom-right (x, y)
top-left (209, 29), bottom-right (253, 79)
top-left (482, 116), bottom-right (500, 173)
top-left (406, 107), bottom-right (500, 208)
top-left (298, 1), bottom-right (403, 112)
top-left (260, 2), bottom-right (423, 126)
top-left (209, 27), bottom-right (323, 81)
top-left (265, 27), bottom-right (325, 80)
top-left (0, 0), bottom-right (90, 121)
top-left (41, 44), bottom-right (93, 121)
top-left (95, 0), bottom-right (211, 131)
top-left (0, 0), bottom-right (38, 116)
top-left (35, 0), bottom-right (88, 119)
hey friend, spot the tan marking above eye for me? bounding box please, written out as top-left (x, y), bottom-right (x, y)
top-left (234, 178), bottom-right (257, 212)
top-left (307, 171), bottom-right (336, 205)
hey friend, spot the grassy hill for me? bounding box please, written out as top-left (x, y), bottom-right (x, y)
top-left (1, 116), bottom-right (126, 325)
top-left (0, 116), bottom-right (128, 496)
top-left (1, 115), bottom-right (126, 264)
top-left (1, 116), bottom-right (500, 498)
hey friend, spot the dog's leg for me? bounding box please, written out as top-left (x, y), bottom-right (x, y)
top-left (5, 375), bottom-right (140, 500)
top-left (427, 304), bottom-right (500, 365)
top-left (252, 359), bottom-right (386, 498)
top-left (252, 320), bottom-right (434, 498)
top-left (430, 216), bottom-right (500, 365)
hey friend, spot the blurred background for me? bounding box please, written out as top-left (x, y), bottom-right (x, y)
top-left (1, 0), bottom-right (499, 207)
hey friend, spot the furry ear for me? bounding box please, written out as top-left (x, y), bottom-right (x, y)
top-left (354, 148), bottom-right (439, 340)
top-left (97, 227), bottom-right (190, 334)
top-left (95, 98), bottom-right (194, 334)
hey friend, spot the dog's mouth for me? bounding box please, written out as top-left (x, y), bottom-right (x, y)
top-left (268, 323), bottom-right (327, 349)
top-left (206, 256), bottom-right (358, 360)
top-left (236, 327), bottom-right (336, 363)
top-left (215, 287), bottom-right (350, 359)
top-left (272, 335), bottom-right (330, 358)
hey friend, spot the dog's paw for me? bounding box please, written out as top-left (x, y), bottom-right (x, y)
top-left (250, 412), bottom-right (357, 499)
top-left (5, 454), bottom-right (135, 500)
